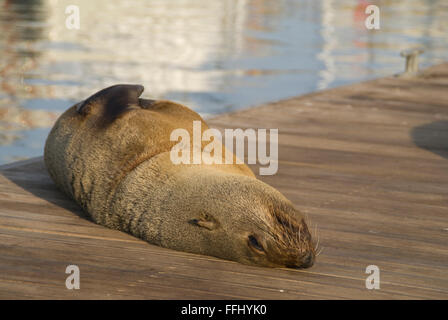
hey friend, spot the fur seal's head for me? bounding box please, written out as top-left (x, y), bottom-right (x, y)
top-left (175, 171), bottom-right (318, 269)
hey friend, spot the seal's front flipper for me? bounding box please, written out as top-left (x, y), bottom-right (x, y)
top-left (76, 84), bottom-right (144, 123)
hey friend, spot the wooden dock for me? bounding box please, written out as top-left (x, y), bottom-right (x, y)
top-left (1, 64), bottom-right (447, 299)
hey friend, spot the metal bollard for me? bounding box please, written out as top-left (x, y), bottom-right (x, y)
top-left (399, 48), bottom-right (424, 77)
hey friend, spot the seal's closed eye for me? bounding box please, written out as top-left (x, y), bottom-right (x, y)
top-left (248, 235), bottom-right (265, 253)
top-left (76, 84), bottom-right (145, 124)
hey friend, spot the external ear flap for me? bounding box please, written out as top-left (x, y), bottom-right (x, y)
top-left (76, 84), bottom-right (144, 120)
top-left (189, 213), bottom-right (219, 231)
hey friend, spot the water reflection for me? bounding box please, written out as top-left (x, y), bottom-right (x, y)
top-left (0, 0), bottom-right (447, 164)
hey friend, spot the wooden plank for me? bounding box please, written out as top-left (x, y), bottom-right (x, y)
top-left (1, 63), bottom-right (448, 299)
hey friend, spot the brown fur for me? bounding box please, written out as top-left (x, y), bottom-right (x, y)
top-left (44, 85), bottom-right (316, 268)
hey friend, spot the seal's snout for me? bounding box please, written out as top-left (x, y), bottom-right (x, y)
top-left (287, 251), bottom-right (316, 269)
top-left (287, 252), bottom-right (315, 269)
top-left (300, 251), bottom-right (315, 268)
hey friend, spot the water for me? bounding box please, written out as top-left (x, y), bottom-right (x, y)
top-left (1, 0), bottom-right (447, 164)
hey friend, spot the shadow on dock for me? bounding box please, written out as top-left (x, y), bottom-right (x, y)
top-left (1, 157), bottom-right (91, 221)
top-left (411, 120), bottom-right (448, 160)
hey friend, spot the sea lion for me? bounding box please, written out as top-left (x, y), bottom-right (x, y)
top-left (44, 84), bottom-right (316, 268)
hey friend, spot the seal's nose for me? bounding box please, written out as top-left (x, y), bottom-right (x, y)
top-left (287, 252), bottom-right (315, 269)
top-left (300, 252), bottom-right (315, 268)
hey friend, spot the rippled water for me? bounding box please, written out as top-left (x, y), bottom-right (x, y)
top-left (1, 0), bottom-right (448, 164)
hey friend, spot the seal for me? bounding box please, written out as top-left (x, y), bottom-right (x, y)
top-left (44, 84), bottom-right (316, 268)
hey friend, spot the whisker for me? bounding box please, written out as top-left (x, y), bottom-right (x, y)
top-left (316, 246), bottom-right (324, 256)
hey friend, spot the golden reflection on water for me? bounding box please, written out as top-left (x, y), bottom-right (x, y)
top-left (0, 0), bottom-right (447, 163)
